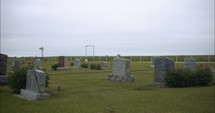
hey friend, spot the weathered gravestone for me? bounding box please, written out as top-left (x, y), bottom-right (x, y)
top-left (20, 69), bottom-right (49, 100)
top-left (0, 53), bottom-right (8, 85)
top-left (100, 62), bottom-right (108, 70)
top-left (154, 57), bottom-right (174, 87)
top-left (73, 59), bottom-right (80, 68)
top-left (207, 65), bottom-right (215, 78)
top-left (12, 58), bottom-right (20, 71)
top-left (34, 58), bottom-right (41, 69)
top-left (184, 58), bottom-right (196, 69)
top-left (108, 58), bottom-right (134, 82)
top-left (57, 56), bottom-right (69, 70)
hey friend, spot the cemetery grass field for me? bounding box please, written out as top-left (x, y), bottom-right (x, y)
top-left (1, 61), bottom-right (215, 113)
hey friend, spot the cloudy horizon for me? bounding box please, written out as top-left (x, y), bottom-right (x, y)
top-left (1, 0), bottom-right (214, 57)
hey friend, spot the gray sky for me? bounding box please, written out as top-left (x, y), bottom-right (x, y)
top-left (1, 0), bottom-right (214, 57)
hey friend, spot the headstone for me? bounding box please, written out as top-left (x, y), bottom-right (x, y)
top-left (73, 59), bottom-right (80, 68)
top-left (184, 58), bottom-right (196, 69)
top-left (100, 62), bottom-right (108, 70)
top-left (57, 56), bottom-right (69, 70)
top-left (20, 69), bottom-right (49, 100)
top-left (34, 58), bottom-right (41, 69)
top-left (58, 56), bottom-right (68, 67)
top-left (0, 53), bottom-right (8, 85)
top-left (12, 58), bottom-right (20, 71)
top-left (108, 58), bottom-right (134, 82)
top-left (85, 59), bottom-right (88, 62)
top-left (208, 65), bottom-right (215, 78)
top-left (154, 57), bottom-right (174, 87)
top-left (0, 53), bottom-right (8, 75)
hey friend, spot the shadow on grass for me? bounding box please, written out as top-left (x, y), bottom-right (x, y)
top-left (133, 84), bottom-right (155, 91)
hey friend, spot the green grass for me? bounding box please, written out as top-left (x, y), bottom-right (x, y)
top-left (1, 61), bottom-right (214, 113)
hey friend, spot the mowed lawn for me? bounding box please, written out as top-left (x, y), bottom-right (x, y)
top-left (0, 61), bottom-right (214, 113)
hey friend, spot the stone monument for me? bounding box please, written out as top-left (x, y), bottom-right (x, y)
top-left (108, 57), bottom-right (134, 82)
top-left (154, 57), bottom-right (174, 87)
top-left (73, 59), bottom-right (80, 68)
top-left (100, 62), bottom-right (108, 70)
top-left (20, 69), bottom-right (49, 100)
top-left (184, 58), bottom-right (196, 69)
top-left (12, 58), bottom-right (20, 71)
top-left (0, 53), bottom-right (8, 75)
top-left (57, 56), bottom-right (69, 70)
top-left (0, 53), bottom-right (8, 85)
top-left (34, 58), bottom-right (41, 69)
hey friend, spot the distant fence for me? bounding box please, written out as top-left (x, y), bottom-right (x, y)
top-left (8, 55), bottom-right (215, 63)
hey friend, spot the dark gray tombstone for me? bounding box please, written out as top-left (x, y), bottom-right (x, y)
top-left (184, 58), bottom-right (196, 69)
top-left (20, 69), bottom-right (49, 100)
top-left (0, 53), bottom-right (8, 75)
top-left (108, 58), bottom-right (134, 82)
top-left (73, 59), bottom-right (80, 68)
top-left (154, 57), bottom-right (174, 87)
top-left (0, 53), bottom-right (8, 85)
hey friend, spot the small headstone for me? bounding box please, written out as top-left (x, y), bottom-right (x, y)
top-left (154, 57), bottom-right (174, 87)
top-left (34, 58), bottom-right (41, 69)
top-left (100, 62), bottom-right (108, 70)
top-left (20, 69), bottom-right (49, 100)
top-left (108, 58), bottom-right (134, 82)
top-left (208, 65), bottom-right (215, 77)
top-left (85, 59), bottom-right (88, 62)
top-left (73, 59), bottom-right (81, 68)
top-left (184, 58), bottom-right (196, 69)
top-left (12, 58), bottom-right (20, 71)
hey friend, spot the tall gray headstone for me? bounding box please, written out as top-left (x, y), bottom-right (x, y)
top-left (20, 69), bottom-right (49, 100)
top-left (73, 59), bottom-right (80, 68)
top-left (184, 58), bottom-right (196, 69)
top-left (108, 58), bottom-right (134, 82)
top-left (154, 57), bottom-right (174, 87)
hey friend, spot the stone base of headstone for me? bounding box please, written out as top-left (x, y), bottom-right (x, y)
top-left (20, 89), bottom-right (49, 100)
top-left (57, 67), bottom-right (70, 71)
top-left (153, 82), bottom-right (166, 87)
top-left (108, 74), bottom-right (134, 83)
top-left (0, 75), bottom-right (8, 86)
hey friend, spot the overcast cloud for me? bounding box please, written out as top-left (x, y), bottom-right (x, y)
top-left (1, 0), bottom-right (214, 57)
